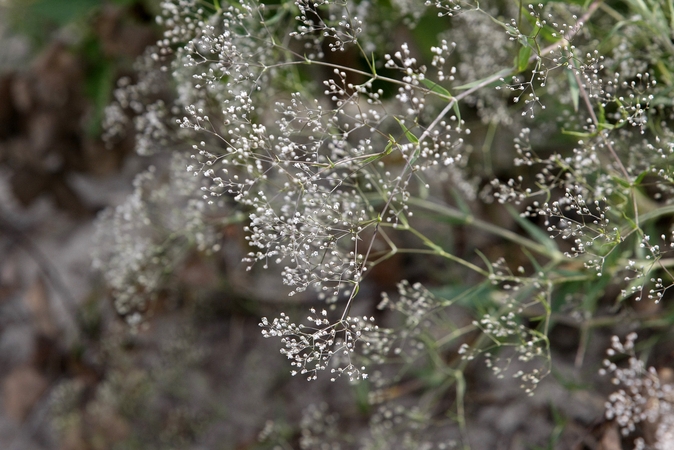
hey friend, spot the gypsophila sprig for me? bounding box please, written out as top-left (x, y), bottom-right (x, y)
top-left (260, 309), bottom-right (390, 382)
top-left (601, 334), bottom-right (674, 449)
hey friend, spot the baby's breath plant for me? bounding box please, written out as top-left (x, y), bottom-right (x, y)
top-left (94, 0), bottom-right (674, 447)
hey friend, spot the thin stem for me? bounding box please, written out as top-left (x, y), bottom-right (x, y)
top-left (271, 56), bottom-right (452, 101)
top-left (404, 226), bottom-right (489, 277)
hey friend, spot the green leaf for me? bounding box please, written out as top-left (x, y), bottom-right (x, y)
top-left (420, 78), bottom-right (452, 99)
top-left (452, 101), bottom-right (462, 124)
top-left (384, 136), bottom-right (394, 154)
top-left (517, 45), bottom-right (532, 73)
top-left (596, 104), bottom-right (616, 130)
top-left (505, 205), bottom-right (559, 255)
top-left (633, 170), bottom-right (649, 186)
top-left (394, 117), bottom-right (419, 144)
top-left (352, 282), bottom-right (360, 298)
top-left (637, 204), bottom-right (674, 224)
top-left (455, 68), bottom-right (513, 90)
top-left (521, 247), bottom-right (545, 275)
top-left (449, 188), bottom-right (472, 215)
top-left (361, 135), bottom-right (396, 165)
top-left (597, 102), bottom-right (606, 124)
top-left (610, 175), bottom-right (632, 189)
top-left (521, 6), bottom-right (563, 43)
top-left (566, 69), bottom-right (580, 112)
top-left (561, 129), bottom-right (594, 137)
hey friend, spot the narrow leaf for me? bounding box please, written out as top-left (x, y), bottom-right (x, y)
top-left (505, 205), bottom-right (559, 254)
top-left (420, 78), bottom-right (452, 99)
top-left (361, 136), bottom-right (395, 165)
top-left (394, 117), bottom-right (419, 144)
top-left (517, 45), bottom-right (532, 73)
top-left (455, 68), bottom-right (513, 90)
top-left (452, 101), bottom-right (462, 124)
top-left (561, 129), bottom-right (593, 137)
top-left (609, 175), bottom-right (632, 189)
top-left (449, 187), bottom-right (471, 215)
top-left (566, 69), bottom-right (580, 112)
top-left (633, 170), bottom-right (649, 186)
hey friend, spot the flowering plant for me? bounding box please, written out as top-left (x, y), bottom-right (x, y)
top-left (94, 0), bottom-right (674, 447)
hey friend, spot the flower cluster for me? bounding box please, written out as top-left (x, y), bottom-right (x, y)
top-left (260, 309), bottom-right (391, 382)
top-left (601, 334), bottom-right (674, 449)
